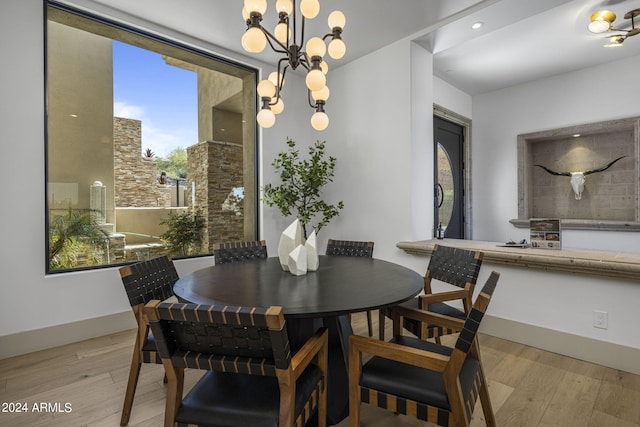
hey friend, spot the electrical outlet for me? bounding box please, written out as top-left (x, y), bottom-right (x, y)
top-left (593, 310), bottom-right (608, 329)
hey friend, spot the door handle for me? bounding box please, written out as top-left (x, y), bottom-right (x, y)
top-left (435, 183), bottom-right (444, 208)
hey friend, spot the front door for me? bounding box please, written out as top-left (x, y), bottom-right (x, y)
top-left (434, 116), bottom-right (465, 239)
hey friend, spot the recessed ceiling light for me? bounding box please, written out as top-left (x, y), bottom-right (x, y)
top-left (70, 114), bottom-right (78, 118)
top-left (572, 134), bottom-right (581, 138)
top-left (471, 21), bottom-right (483, 30)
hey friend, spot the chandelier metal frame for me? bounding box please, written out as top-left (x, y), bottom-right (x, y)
top-left (242, 0), bottom-right (345, 130)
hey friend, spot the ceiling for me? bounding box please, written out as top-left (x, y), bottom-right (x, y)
top-left (84, 0), bottom-right (640, 95)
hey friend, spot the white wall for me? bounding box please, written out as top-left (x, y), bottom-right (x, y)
top-left (434, 76), bottom-right (472, 119)
top-left (307, 39), bottom-right (434, 271)
top-left (470, 55), bottom-right (640, 357)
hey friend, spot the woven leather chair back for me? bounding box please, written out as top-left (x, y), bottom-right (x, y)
top-left (426, 244), bottom-right (483, 289)
top-left (326, 239), bottom-right (375, 336)
top-left (120, 255), bottom-right (178, 307)
top-left (148, 303), bottom-right (291, 372)
top-left (326, 239), bottom-right (374, 257)
top-left (213, 240), bottom-right (268, 264)
top-left (146, 301), bottom-right (327, 427)
top-left (453, 271), bottom-right (499, 355)
top-left (118, 255), bottom-right (179, 426)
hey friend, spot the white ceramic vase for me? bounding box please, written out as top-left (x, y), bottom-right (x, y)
top-left (305, 230), bottom-right (319, 271)
top-left (278, 219), bottom-right (304, 271)
top-left (287, 244), bottom-right (308, 276)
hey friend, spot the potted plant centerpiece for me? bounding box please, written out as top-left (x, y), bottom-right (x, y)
top-left (263, 138), bottom-right (344, 274)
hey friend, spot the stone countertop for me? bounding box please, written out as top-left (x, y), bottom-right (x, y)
top-left (397, 239), bottom-right (640, 281)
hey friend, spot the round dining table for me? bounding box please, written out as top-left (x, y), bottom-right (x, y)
top-left (173, 255), bottom-right (423, 425)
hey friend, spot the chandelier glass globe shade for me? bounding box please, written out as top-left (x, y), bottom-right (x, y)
top-left (306, 69), bottom-right (326, 91)
top-left (271, 97), bottom-right (284, 114)
top-left (275, 0), bottom-right (293, 14)
top-left (311, 86), bottom-right (330, 101)
top-left (328, 38), bottom-right (346, 59)
top-left (257, 108), bottom-right (276, 128)
top-left (306, 37), bottom-right (326, 58)
top-left (311, 111), bottom-right (329, 131)
top-left (327, 11), bottom-right (346, 29)
top-left (268, 71), bottom-right (284, 87)
top-left (244, 0), bottom-right (267, 14)
top-left (242, 27), bottom-right (267, 53)
top-left (274, 22), bottom-right (290, 43)
top-left (300, 0), bottom-right (320, 19)
top-left (320, 61), bottom-right (328, 74)
top-left (257, 79), bottom-right (276, 98)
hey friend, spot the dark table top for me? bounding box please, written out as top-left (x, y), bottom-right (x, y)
top-left (173, 256), bottom-right (423, 318)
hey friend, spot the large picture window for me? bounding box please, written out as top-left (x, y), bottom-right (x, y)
top-left (46, 2), bottom-right (258, 273)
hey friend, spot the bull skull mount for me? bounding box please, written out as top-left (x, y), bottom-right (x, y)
top-left (534, 156), bottom-right (626, 200)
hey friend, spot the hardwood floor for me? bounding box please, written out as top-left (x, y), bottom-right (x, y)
top-left (1, 311), bottom-right (639, 426)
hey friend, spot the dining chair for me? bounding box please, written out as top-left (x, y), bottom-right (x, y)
top-left (145, 300), bottom-right (329, 427)
top-left (326, 239), bottom-right (375, 336)
top-left (213, 239), bottom-right (268, 264)
top-left (118, 255), bottom-right (179, 426)
top-left (379, 244), bottom-right (483, 341)
top-left (349, 271), bottom-right (500, 427)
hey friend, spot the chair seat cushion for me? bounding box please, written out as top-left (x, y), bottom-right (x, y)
top-left (175, 364), bottom-right (323, 427)
top-left (360, 336), bottom-right (480, 410)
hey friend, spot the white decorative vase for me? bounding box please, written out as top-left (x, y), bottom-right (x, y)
top-left (278, 219), bottom-right (304, 271)
top-left (305, 230), bottom-right (319, 271)
top-left (287, 244), bottom-right (308, 276)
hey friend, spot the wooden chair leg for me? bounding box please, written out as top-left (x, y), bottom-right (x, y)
top-left (163, 366), bottom-right (183, 427)
top-left (478, 368), bottom-right (496, 427)
top-left (318, 384), bottom-right (327, 427)
top-left (348, 342), bottom-right (362, 427)
top-left (120, 347), bottom-right (142, 426)
top-left (378, 310), bottom-right (386, 341)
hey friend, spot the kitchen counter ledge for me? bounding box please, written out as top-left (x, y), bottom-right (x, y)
top-left (397, 239), bottom-right (640, 281)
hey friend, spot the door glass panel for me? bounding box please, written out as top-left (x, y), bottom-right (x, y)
top-left (437, 143), bottom-right (454, 233)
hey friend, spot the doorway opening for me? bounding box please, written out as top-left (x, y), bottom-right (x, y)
top-left (433, 105), bottom-right (472, 239)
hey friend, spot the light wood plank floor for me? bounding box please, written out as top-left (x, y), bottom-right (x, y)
top-left (1, 311), bottom-right (639, 426)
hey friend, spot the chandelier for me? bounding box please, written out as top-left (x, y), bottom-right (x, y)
top-left (241, 0), bottom-right (346, 131)
top-left (588, 8), bottom-right (640, 47)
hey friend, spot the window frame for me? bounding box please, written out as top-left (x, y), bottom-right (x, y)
top-left (45, 0), bottom-right (260, 274)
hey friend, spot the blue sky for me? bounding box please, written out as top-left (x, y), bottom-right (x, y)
top-left (113, 41), bottom-right (197, 158)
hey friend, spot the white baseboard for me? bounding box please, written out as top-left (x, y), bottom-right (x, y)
top-left (2, 312), bottom-right (638, 376)
top-left (0, 311), bottom-right (136, 360)
top-left (481, 314), bottom-right (640, 375)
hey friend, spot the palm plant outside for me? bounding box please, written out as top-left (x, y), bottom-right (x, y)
top-left (263, 138), bottom-right (344, 239)
top-left (48, 207), bottom-right (110, 270)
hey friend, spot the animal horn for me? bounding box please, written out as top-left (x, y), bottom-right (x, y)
top-left (583, 156), bottom-right (627, 176)
top-left (534, 164), bottom-right (571, 177)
